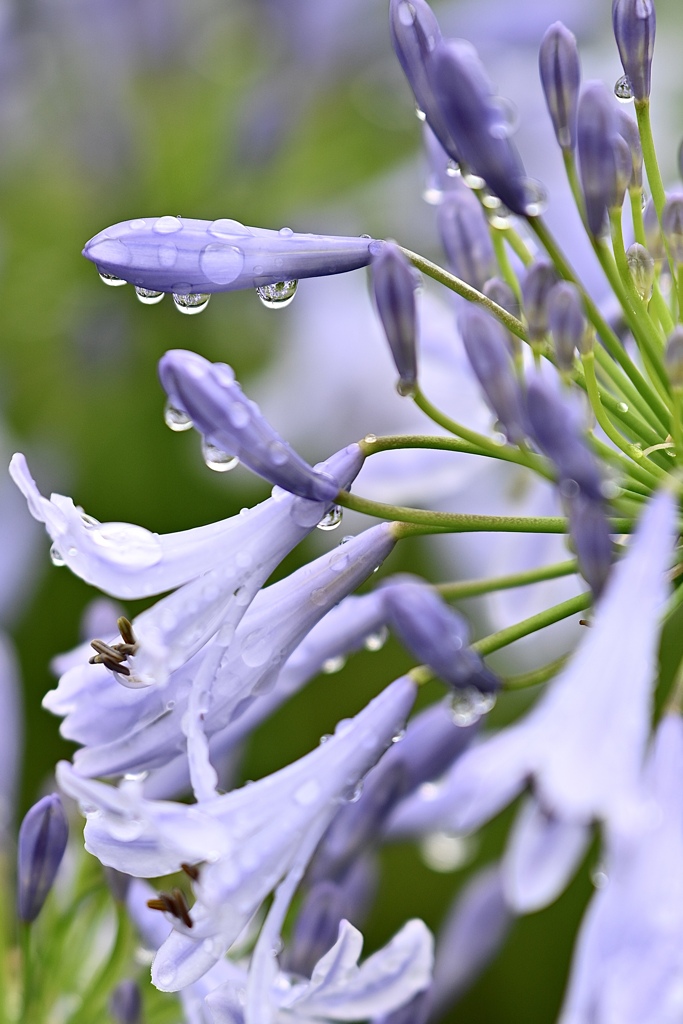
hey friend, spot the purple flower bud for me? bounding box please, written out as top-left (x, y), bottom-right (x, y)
top-left (617, 110), bottom-right (643, 188)
top-left (17, 794), bottom-right (69, 922)
top-left (383, 581), bottom-right (499, 693)
top-left (430, 39), bottom-right (532, 216)
top-left (538, 22), bottom-right (581, 151)
top-left (482, 277), bottom-right (521, 357)
top-left (109, 979), bottom-right (142, 1024)
top-left (566, 492), bottom-right (614, 597)
top-left (370, 241), bottom-right (419, 395)
top-left (612, 0), bottom-right (656, 102)
top-left (83, 217), bottom-right (378, 295)
top-left (661, 195), bottom-right (683, 264)
top-left (525, 376), bottom-right (604, 503)
top-left (459, 306), bottom-right (526, 445)
top-left (577, 83), bottom-right (621, 236)
top-left (437, 186), bottom-right (496, 291)
top-left (521, 261), bottom-right (558, 342)
top-left (388, 0), bottom-right (460, 161)
top-left (665, 325), bottom-right (683, 389)
top-left (158, 350), bottom-right (339, 501)
top-left (548, 281), bottom-right (586, 371)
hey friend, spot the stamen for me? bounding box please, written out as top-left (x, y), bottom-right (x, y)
top-left (89, 618), bottom-right (139, 677)
top-left (117, 616), bottom-right (137, 647)
top-left (146, 887), bottom-right (193, 928)
top-left (181, 862), bottom-right (201, 881)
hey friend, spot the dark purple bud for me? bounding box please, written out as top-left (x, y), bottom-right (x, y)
top-left (459, 306), bottom-right (526, 444)
top-left (370, 241), bottom-right (419, 395)
top-left (617, 110), bottom-right (643, 188)
top-left (430, 39), bottom-right (532, 216)
top-left (521, 261), bottom-right (558, 342)
top-left (109, 979), bottom-right (142, 1024)
top-left (389, 0), bottom-right (461, 162)
top-left (158, 350), bottom-right (339, 501)
top-left (626, 242), bottom-right (655, 299)
top-left (83, 217), bottom-right (378, 296)
top-left (566, 492), bottom-right (614, 597)
top-left (577, 83), bottom-right (621, 236)
top-left (665, 325), bottom-right (683, 389)
top-left (437, 186), bottom-right (496, 291)
top-left (612, 0), bottom-right (656, 102)
top-left (538, 22), bottom-right (581, 151)
top-left (17, 794), bottom-right (69, 922)
top-left (662, 195), bottom-right (683, 263)
top-left (525, 376), bottom-right (605, 502)
top-left (548, 281), bottom-right (586, 371)
top-left (383, 581), bottom-right (499, 693)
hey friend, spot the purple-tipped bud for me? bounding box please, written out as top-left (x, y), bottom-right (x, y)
top-left (662, 195), bottom-right (683, 264)
top-left (17, 794), bottom-right (69, 923)
top-left (371, 241), bottom-right (419, 395)
top-left (612, 0), bottom-right (656, 102)
top-left (577, 83), bottom-right (621, 236)
top-left (566, 492), bottom-right (614, 597)
top-left (158, 350), bottom-right (339, 501)
top-left (430, 39), bottom-right (532, 216)
top-left (626, 242), bottom-right (655, 299)
top-left (109, 980), bottom-right (142, 1024)
top-left (617, 110), bottom-right (643, 188)
top-left (459, 306), bottom-right (526, 444)
top-left (665, 325), bottom-right (683, 389)
top-left (525, 376), bottom-right (605, 503)
top-left (383, 581), bottom-right (500, 693)
top-left (389, 0), bottom-right (461, 161)
top-left (548, 282), bottom-right (586, 371)
top-left (538, 22), bottom-right (581, 151)
top-left (437, 186), bottom-right (496, 291)
top-left (521, 261), bottom-right (558, 342)
top-left (83, 217), bottom-right (378, 295)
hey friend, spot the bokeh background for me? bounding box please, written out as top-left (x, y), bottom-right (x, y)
top-left (3, 0), bottom-right (683, 1020)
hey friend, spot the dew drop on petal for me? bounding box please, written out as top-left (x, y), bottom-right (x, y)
top-left (523, 179), bottom-right (548, 217)
top-left (364, 626), bottom-right (388, 652)
top-left (295, 780), bottom-right (321, 806)
top-left (199, 244), bottom-right (244, 286)
top-left (208, 218), bottom-right (253, 238)
top-left (135, 287), bottom-right (164, 305)
top-left (415, 105), bottom-right (427, 122)
top-left (201, 439), bottom-right (240, 472)
top-left (398, 0), bottom-right (416, 26)
top-left (98, 270), bottom-right (127, 287)
top-left (614, 74), bottom-right (634, 102)
top-left (173, 293), bottom-right (210, 315)
top-left (462, 170), bottom-right (486, 190)
top-left (164, 400), bottom-right (194, 432)
top-left (153, 215), bottom-right (183, 235)
top-left (155, 964), bottom-right (177, 989)
top-left (321, 656), bottom-right (345, 674)
top-left (317, 505), bottom-right (342, 531)
top-left (50, 543), bottom-right (66, 566)
top-left (256, 280), bottom-right (298, 309)
top-left (279, 226), bottom-right (294, 237)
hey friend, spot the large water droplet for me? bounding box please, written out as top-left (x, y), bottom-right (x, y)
top-left (164, 400), bottom-right (194, 432)
top-left (364, 626), bottom-right (388, 652)
top-left (256, 280), bottom-right (298, 309)
top-left (450, 687), bottom-right (497, 726)
top-left (396, 378), bottom-right (416, 397)
top-left (415, 105), bottom-right (427, 122)
top-left (154, 215), bottom-right (183, 234)
top-left (199, 244), bottom-right (244, 286)
top-left (321, 655), bottom-right (345, 674)
top-left (173, 293), bottom-right (210, 315)
top-left (344, 780), bottom-right (364, 803)
top-left (279, 226), bottom-right (294, 237)
top-left (614, 75), bottom-right (634, 102)
top-left (420, 831), bottom-right (475, 872)
top-left (208, 218), bottom-right (253, 238)
top-left (488, 95), bottom-right (519, 139)
top-left (201, 440), bottom-right (239, 472)
top-left (462, 170), bottom-right (486, 190)
top-left (240, 629), bottom-right (273, 668)
top-left (98, 270), bottom-right (127, 287)
top-left (522, 178), bottom-right (548, 217)
top-left (135, 287), bottom-right (164, 305)
top-left (50, 543), bottom-right (66, 566)
top-left (317, 505), bottom-right (342, 531)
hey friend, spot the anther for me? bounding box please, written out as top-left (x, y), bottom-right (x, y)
top-left (117, 617), bottom-right (137, 648)
top-left (181, 862), bottom-right (201, 881)
top-left (146, 888), bottom-right (193, 928)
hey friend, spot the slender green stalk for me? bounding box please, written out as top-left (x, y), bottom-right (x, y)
top-left (67, 904), bottom-right (132, 1024)
top-left (502, 654), bottom-right (569, 690)
top-left (630, 187), bottom-right (647, 247)
top-left (490, 228), bottom-right (523, 300)
top-left (501, 223), bottom-right (534, 268)
top-left (635, 98), bottom-right (679, 300)
top-left (573, 361), bottom-right (665, 453)
top-left (437, 559), bottom-right (577, 599)
top-left (472, 591), bottom-right (592, 656)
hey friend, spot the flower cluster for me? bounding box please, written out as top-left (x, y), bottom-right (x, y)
top-left (5, 0), bottom-right (683, 1022)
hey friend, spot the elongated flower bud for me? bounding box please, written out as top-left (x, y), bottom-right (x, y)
top-left (612, 0), bottom-right (656, 102)
top-left (371, 241), bottom-right (419, 395)
top-left (17, 794), bottom-right (69, 922)
top-left (109, 980), bottom-right (142, 1024)
top-left (437, 186), bottom-right (496, 290)
top-left (548, 281), bottom-right (586, 371)
top-left (459, 306), bottom-right (526, 444)
top-left (158, 350), bottom-right (339, 501)
top-left (662, 195), bottom-right (683, 263)
top-left (577, 83), bottom-right (621, 237)
top-left (566, 492), bottom-right (614, 597)
top-left (617, 110), bottom-right (643, 188)
top-left (83, 217), bottom-right (379, 295)
top-left (538, 22), bottom-right (581, 151)
top-left (521, 261), bottom-right (558, 342)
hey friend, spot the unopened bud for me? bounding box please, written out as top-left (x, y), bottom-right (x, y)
top-left (370, 241), bottom-right (419, 395)
top-left (548, 282), bottom-right (585, 371)
top-left (617, 111), bottom-right (643, 188)
top-left (109, 980), bottom-right (142, 1024)
top-left (626, 242), bottom-right (655, 299)
top-left (612, 0), bottom-right (656, 102)
top-left (662, 195), bottom-right (683, 264)
top-left (521, 261), bottom-right (558, 342)
top-left (437, 187), bottom-right (495, 290)
top-left (17, 794), bottom-right (69, 922)
top-left (538, 22), bottom-right (581, 151)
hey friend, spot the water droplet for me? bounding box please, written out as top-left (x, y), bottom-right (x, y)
top-left (489, 95), bottom-right (519, 139)
top-left (135, 287), bottom-right (164, 305)
top-left (462, 170), bottom-right (486, 190)
top-left (481, 190), bottom-right (502, 210)
top-left (201, 440), bottom-right (239, 472)
top-left (450, 686), bottom-right (496, 726)
top-left (295, 780), bottom-right (320, 806)
top-left (155, 963), bottom-right (177, 988)
top-left (340, 535), bottom-right (355, 545)
top-left (199, 244), bottom-right (244, 286)
top-left (108, 815), bottom-right (145, 842)
top-left (98, 270), bottom-right (127, 287)
top-left (79, 510), bottom-right (100, 528)
top-left (321, 656), bottom-right (345, 674)
top-left (398, 1), bottom-right (416, 26)
top-left (420, 832), bottom-right (476, 872)
top-left (208, 218), bottom-right (253, 238)
top-left (310, 588), bottom-right (329, 607)
top-left (165, 699), bottom-right (176, 711)
top-left (422, 184), bottom-right (444, 205)
top-left (256, 280), bottom-right (298, 309)
top-left (164, 400), bottom-right (194, 432)
top-left (614, 74), bottom-right (634, 102)
top-left (153, 215), bottom-right (183, 234)
top-left (317, 505), bottom-right (342, 531)
top-left (617, 402), bottom-right (629, 413)
top-left (392, 729), bottom-right (406, 744)
top-left (279, 226), bottom-right (294, 237)
top-left (173, 293), bottom-right (210, 315)
top-left (50, 543), bottom-right (66, 566)
top-left (363, 434), bottom-right (377, 445)
top-left (415, 105), bottom-right (426, 122)
top-left (396, 378), bottom-right (416, 397)
top-left (267, 441), bottom-right (289, 466)
top-left (319, 733), bottom-right (332, 744)
top-left (364, 626), bottom-right (388, 652)
top-left (344, 780), bottom-right (364, 803)
top-left (591, 864), bottom-right (609, 888)
top-left (522, 178), bottom-right (548, 217)
top-left (123, 770), bottom-right (149, 782)
top-left (446, 161), bottom-right (461, 178)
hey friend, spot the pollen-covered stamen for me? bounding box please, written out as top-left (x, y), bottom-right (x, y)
top-left (117, 616), bottom-right (137, 648)
top-left (89, 618), bottom-right (139, 675)
top-left (181, 862), bottom-right (201, 881)
top-left (146, 887), bottom-right (193, 929)
top-left (89, 639), bottom-right (126, 665)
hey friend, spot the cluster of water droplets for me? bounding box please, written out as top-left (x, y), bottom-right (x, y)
top-left (172, 292), bottom-right (211, 315)
top-left (449, 685), bottom-right (496, 727)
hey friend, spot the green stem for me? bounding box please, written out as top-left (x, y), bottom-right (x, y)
top-left (472, 591), bottom-right (592, 656)
top-left (67, 904), bottom-right (132, 1024)
top-left (490, 228), bottom-right (523, 300)
top-left (630, 187), bottom-right (647, 247)
top-left (437, 559), bottom-right (577, 599)
top-left (502, 654), bottom-right (569, 690)
top-left (636, 98), bottom-right (679, 299)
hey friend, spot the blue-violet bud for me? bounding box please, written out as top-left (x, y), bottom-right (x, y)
top-left (665, 325), bottom-right (683, 389)
top-left (577, 83), bottom-right (621, 236)
top-left (109, 980), bottom-right (142, 1024)
top-left (661, 195), bottom-right (683, 264)
top-left (612, 0), bottom-right (656, 102)
top-left (521, 261), bottom-right (558, 342)
top-left (617, 110), bottom-right (643, 188)
top-left (548, 281), bottom-right (586, 371)
top-left (371, 241), bottom-right (420, 395)
top-left (626, 242), bottom-right (655, 299)
top-left (17, 793), bottom-right (69, 923)
top-left (566, 492), bottom-right (614, 598)
top-left (459, 306), bottom-right (526, 445)
top-left (437, 186), bottom-right (496, 291)
top-left (538, 22), bottom-right (581, 151)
